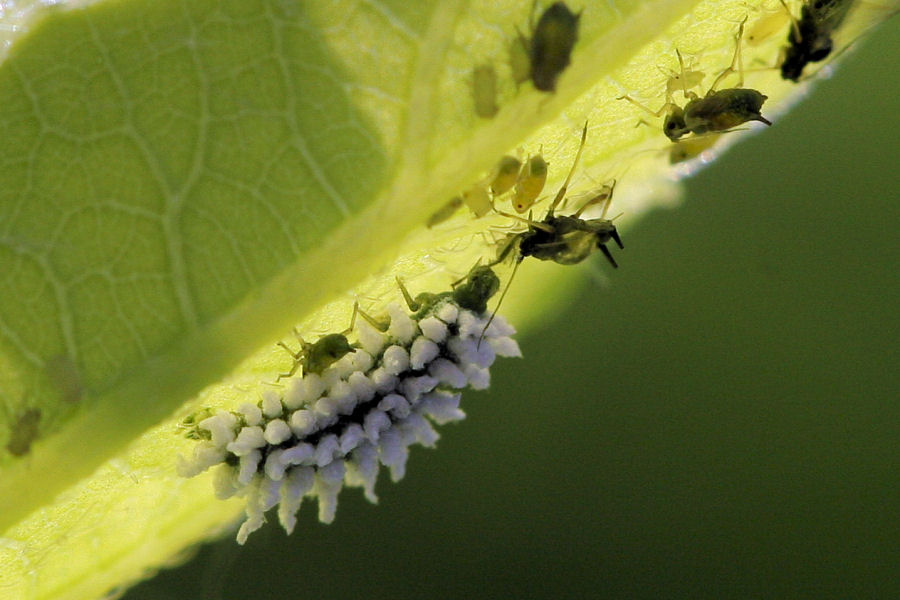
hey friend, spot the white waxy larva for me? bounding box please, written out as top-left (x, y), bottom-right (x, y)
top-left (178, 270), bottom-right (520, 543)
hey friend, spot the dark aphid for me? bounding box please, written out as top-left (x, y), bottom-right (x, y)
top-left (6, 408), bottom-right (41, 456)
top-left (491, 124), bottom-right (624, 270)
top-left (780, 0), bottom-right (855, 81)
top-left (518, 2), bottom-right (581, 92)
top-left (397, 264), bottom-right (501, 320)
top-left (472, 64), bottom-right (499, 118)
top-left (427, 196), bottom-right (464, 228)
top-left (620, 18), bottom-right (772, 141)
top-left (276, 330), bottom-right (355, 381)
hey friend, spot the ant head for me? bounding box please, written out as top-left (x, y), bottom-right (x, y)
top-left (808, 34), bottom-right (834, 62)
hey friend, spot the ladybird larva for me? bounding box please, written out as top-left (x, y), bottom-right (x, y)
top-left (178, 266), bottom-right (521, 543)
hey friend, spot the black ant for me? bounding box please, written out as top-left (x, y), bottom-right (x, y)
top-left (619, 17), bottom-right (772, 141)
top-left (779, 0), bottom-right (855, 81)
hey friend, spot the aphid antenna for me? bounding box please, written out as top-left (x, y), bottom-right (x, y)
top-left (547, 121), bottom-right (588, 216)
top-left (573, 178), bottom-right (617, 218)
top-left (708, 16), bottom-right (749, 93)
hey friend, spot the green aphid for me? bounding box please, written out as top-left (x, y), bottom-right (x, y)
top-left (6, 408), bottom-right (41, 456)
top-left (472, 63), bottom-right (499, 118)
top-left (397, 264), bottom-right (501, 320)
top-left (276, 331), bottom-right (355, 381)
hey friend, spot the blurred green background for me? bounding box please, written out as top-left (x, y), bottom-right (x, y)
top-left (128, 20), bottom-right (899, 600)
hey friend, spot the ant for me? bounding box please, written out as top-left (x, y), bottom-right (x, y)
top-left (779, 0), bottom-right (855, 81)
top-left (619, 17), bottom-right (772, 141)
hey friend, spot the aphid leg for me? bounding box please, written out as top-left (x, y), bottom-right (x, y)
top-left (618, 94), bottom-right (676, 122)
top-left (275, 328), bottom-right (308, 381)
top-left (573, 179), bottom-right (617, 218)
top-left (478, 259), bottom-right (522, 348)
top-left (674, 50), bottom-right (700, 100)
top-left (709, 16), bottom-right (749, 91)
top-left (394, 277), bottom-right (421, 312)
top-left (492, 205), bottom-right (556, 233)
top-left (547, 122), bottom-right (588, 216)
top-left (351, 299), bottom-right (389, 332)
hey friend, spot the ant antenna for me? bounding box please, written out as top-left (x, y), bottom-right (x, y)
top-left (778, 0), bottom-right (802, 42)
top-left (547, 122), bottom-right (588, 216)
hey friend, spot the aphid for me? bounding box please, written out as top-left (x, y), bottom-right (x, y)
top-left (516, 1), bottom-right (581, 92)
top-left (619, 18), bottom-right (773, 141)
top-left (426, 196), bottom-right (464, 228)
top-left (275, 327), bottom-right (355, 381)
top-left (660, 56), bottom-right (705, 98)
top-left (746, 5), bottom-right (792, 46)
top-left (512, 152), bottom-right (548, 213)
top-left (397, 264), bottom-right (501, 320)
top-left (6, 408), bottom-right (41, 457)
top-left (490, 155), bottom-right (522, 195)
top-left (779, 0), bottom-right (855, 81)
top-left (462, 183), bottom-right (492, 218)
top-left (178, 265), bottom-right (520, 543)
top-left (492, 124), bottom-right (624, 269)
top-left (472, 64), bottom-right (499, 118)
top-left (669, 133), bottom-right (722, 164)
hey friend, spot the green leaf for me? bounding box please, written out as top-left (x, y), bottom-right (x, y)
top-left (0, 0), bottom-right (895, 598)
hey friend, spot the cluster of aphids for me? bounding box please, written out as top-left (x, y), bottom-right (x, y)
top-left (178, 0), bottom-right (875, 542)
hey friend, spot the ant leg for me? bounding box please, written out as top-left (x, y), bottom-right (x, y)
top-left (709, 16), bottom-right (748, 92)
top-left (779, 0), bottom-right (802, 43)
top-left (547, 122), bottom-right (588, 216)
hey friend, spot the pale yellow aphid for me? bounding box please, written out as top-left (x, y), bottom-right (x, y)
top-left (462, 183), bottom-right (492, 218)
top-left (660, 55), bottom-right (705, 99)
top-left (746, 6), bottom-right (792, 46)
top-left (490, 155), bottom-right (522, 195)
top-left (472, 64), bottom-right (499, 119)
top-left (669, 133), bottom-right (722, 164)
top-left (512, 153), bottom-right (548, 213)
